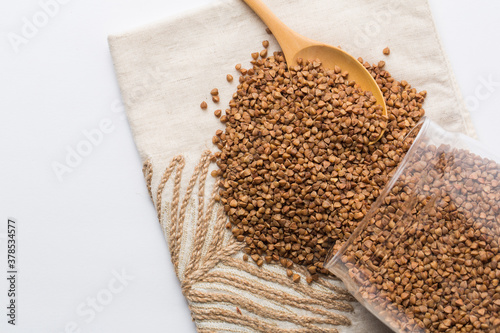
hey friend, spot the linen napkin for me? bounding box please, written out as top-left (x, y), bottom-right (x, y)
top-left (108, 0), bottom-right (475, 332)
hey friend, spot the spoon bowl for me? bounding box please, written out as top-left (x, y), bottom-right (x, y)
top-left (293, 45), bottom-right (386, 110)
top-left (243, 0), bottom-right (388, 139)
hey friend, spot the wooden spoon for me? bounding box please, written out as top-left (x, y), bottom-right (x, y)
top-left (243, 0), bottom-right (388, 139)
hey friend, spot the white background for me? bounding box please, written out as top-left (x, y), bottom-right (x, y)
top-left (0, 1), bottom-right (498, 332)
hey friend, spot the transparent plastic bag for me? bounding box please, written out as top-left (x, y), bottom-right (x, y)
top-left (325, 117), bottom-right (500, 332)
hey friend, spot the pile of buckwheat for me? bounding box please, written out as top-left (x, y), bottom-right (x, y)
top-left (207, 41), bottom-right (426, 280)
top-left (340, 144), bottom-right (500, 332)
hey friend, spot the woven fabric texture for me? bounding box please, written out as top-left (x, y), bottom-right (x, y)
top-left (108, 0), bottom-right (475, 331)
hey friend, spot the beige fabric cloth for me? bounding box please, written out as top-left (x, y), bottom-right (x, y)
top-left (108, 0), bottom-right (475, 332)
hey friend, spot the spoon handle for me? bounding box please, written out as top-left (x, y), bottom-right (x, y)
top-left (242, 0), bottom-right (304, 58)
